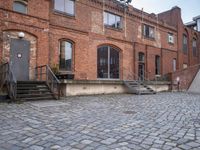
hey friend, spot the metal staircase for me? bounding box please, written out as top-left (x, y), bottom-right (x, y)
top-left (16, 81), bottom-right (55, 101)
top-left (124, 73), bottom-right (156, 95)
top-left (124, 80), bottom-right (156, 95)
top-left (0, 63), bottom-right (60, 101)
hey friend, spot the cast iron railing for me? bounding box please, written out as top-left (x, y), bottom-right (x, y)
top-left (35, 65), bottom-right (61, 99)
top-left (0, 62), bottom-right (17, 100)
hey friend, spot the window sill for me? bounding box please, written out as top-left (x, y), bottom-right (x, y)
top-left (143, 36), bottom-right (155, 41)
top-left (168, 42), bottom-right (174, 45)
top-left (104, 25), bottom-right (123, 32)
top-left (53, 10), bottom-right (75, 19)
top-left (58, 70), bottom-right (74, 75)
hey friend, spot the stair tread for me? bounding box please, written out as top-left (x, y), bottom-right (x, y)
top-left (15, 80), bottom-right (58, 100)
top-left (18, 96), bottom-right (55, 101)
top-left (124, 80), bottom-right (156, 95)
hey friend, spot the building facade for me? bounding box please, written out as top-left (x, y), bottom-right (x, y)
top-left (0, 0), bottom-right (199, 85)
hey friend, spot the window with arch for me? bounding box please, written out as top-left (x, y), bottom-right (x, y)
top-left (97, 46), bottom-right (119, 79)
top-left (193, 38), bottom-right (197, 57)
top-left (182, 34), bottom-right (188, 54)
top-left (155, 55), bottom-right (161, 75)
top-left (59, 40), bottom-right (73, 71)
top-left (173, 58), bottom-right (177, 72)
top-left (138, 52), bottom-right (145, 62)
top-left (13, 0), bottom-right (28, 14)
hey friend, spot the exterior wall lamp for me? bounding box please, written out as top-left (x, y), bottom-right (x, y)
top-left (18, 32), bottom-right (25, 38)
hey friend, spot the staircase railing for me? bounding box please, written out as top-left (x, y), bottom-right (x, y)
top-left (125, 72), bottom-right (157, 94)
top-left (0, 62), bottom-right (17, 100)
top-left (35, 65), bottom-right (61, 99)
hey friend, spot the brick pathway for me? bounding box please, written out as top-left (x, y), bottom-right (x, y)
top-left (1, 93), bottom-right (200, 150)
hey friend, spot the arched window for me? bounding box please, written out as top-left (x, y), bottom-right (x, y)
top-left (155, 55), bottom-right (161, 75)
top-left (138, 52), bottom-right (145, 62)
top-left (13, 0), bottom-right (28, 14)
top-left (193, 38), bottom-right (197, 57)
top-left (97, 46), bottom-right (119, 79)
top-left (59, 40), bottom-right (73, 71)
top-left (182, 34), bottom-right (188, 54)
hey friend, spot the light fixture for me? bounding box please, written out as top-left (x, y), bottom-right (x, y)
top-left (18, 32), bottom-right (25, 38)
top-left (176, 77), bottom-right (180, 82)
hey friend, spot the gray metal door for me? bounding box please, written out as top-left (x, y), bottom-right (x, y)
top-left (10, 39), bottom-right (30, 81)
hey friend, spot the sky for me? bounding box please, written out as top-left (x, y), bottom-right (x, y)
top-left (130, 0), bottom-right (200, 23)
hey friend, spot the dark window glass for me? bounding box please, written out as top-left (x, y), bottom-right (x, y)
top-left (110, 47), bottom-right (119, 79)
top-left (59, 41), bottom-right (73, 71)
top-left (193, 39), bottom-right (197, 57)
top-left (97, 46), bottom-right (108, 78)
top-left (155, 55), bottom-right (160, 75)
top-left (104, 12), bottom-right (122, 29)
top-left (143, 24), bottom-right (155, 39)
top-left (183, 34), bottom-right (188, 54)
top-left (97, 46), bottom-right (119, 79)
top-left (13, 1), bottom-right (27, 14)
top-left (138, 52), bottom-right (145, 62)
top-left (54, 0), bottom-right (75, 16)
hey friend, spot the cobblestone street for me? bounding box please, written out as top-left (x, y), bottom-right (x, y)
top-left (1, 93), bottom-right (200, 150)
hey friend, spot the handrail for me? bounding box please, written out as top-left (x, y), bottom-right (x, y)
top-left (0, 62), bottom-right (17, 100)
top-left (35, 65), bottom-right (61, 99)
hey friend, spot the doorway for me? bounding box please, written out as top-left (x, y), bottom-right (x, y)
top-left (10, 39), bottom-right (30, 81)
top-left (138, 63), bottom-right (145, 81)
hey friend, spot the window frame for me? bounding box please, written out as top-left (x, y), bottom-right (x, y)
top-left (192, 38), bottom-right (197, 57)
top-left (172, 58), bottom-right (177, 72)
top-left (143, 24), bottom-right (155, 39)
top-left (155, 55), bottom-right (161, 75)
top-left (97, 45), bottom-right (120, 79)
top-left (53, 0), bottom-right (75, 17)
top-left (182, 34), bottom-right (188, 54)
top-left (13, 0), bottom-right (28, 14)
top-left (138, 52), bottom-right (145, 63)
top-left (59, 40), bottom-right (74, 72)
top-left (168, 33), bottom-right (174, 44)
top-left (104, 11), bottom-right (123, 30)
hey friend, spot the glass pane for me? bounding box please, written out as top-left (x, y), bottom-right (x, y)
top-left (65, 0), bottom-right (74, 15)
top-left (13, 2), bottom-right (27, 14)
top-left (110, 47), bottom-right (119, 79)
top-left (55, 0), bottom-right (65, 12)
top-left (173, 59), bottom-right (176, 72)
top-left (155, 56), bottom-right (160, 75)
top-left (97, 47), bottom-right (108, 78)
top-left (149, 27), bottom-right (154, 38)
top-left (116, 16), bottom-right (121, 28)
top-left (108, 13), bottom-right (116, 27)
top-left (145, 25), bottom-right (149, 37)
top-left (60, 41), bottom-right (72, 71)
top-left (183, 35), bottom-right (188, 53)
top-left (138, 52), bottom-right (144, 62)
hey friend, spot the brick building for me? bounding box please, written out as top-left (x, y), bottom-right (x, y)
top-left (0, 0), bottom-right (199, 96)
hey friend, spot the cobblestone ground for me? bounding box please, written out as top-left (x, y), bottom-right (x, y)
top-left (1, 93), bottom-right (200, 150)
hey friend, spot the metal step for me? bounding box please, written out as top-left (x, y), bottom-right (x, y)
top-left (16, 81), bottom-right (55, 101)
top-left (18, 96), bottom-right (55, 101)
top-left (124, 80), bottom-right (156, 95)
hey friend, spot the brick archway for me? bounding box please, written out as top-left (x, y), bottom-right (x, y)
top-left (2, 30), bottom-right (37, 80)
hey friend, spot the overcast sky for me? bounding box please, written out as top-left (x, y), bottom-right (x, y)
top-left (130, 0), bottom-right (200, 23)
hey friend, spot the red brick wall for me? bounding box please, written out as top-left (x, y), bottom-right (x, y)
top-left (0, 0), bottom-right (199, 82)
top-left (170, 64), bottom-right (200, 91)
top-left (158, 6), bottom-right (200, 70)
